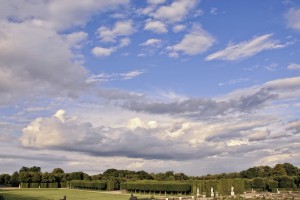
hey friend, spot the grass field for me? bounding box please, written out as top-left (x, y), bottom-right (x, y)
top-left (0, 188), bottom-right (152, 200)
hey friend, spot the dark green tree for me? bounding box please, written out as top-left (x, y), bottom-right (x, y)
top-left (271, 164), bottom-right (287, 176)
top-left (282, 163), bottom-right (299, 176)
top-left (10, 171), bottom-right (19, 187)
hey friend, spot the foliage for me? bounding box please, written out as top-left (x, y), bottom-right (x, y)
top-left (121, 180), bottom-right (191, 194)
top-left (252, 178), bottom-right (266, 190)
top-left (70, 180), bottom-right (107, 190)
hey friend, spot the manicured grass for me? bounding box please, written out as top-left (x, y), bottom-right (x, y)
top-left (0, 188), bottom-right (147, 200)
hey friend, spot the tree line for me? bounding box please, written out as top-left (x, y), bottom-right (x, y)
top-left (0, 163), bottom-right (299, 188)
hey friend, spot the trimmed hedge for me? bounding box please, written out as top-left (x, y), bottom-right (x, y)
top-left (31, 183), bottom-right (40, 188)
top-left (49, 182), bottom-right (58, 188)
top-left (40, 183), bottom-right (48, 188)
top-left (121, 181), bottom-right (191, 194)
top-left (70, 180), bottom-right (107, 190)
top-left (192, 179), bottom-right (245, 197)
top-left (21, 182), bottom-right (29, 188)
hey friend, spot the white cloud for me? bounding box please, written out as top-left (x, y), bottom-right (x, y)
top-left (285, 8), bottom-right (300, 31)
top-left (121, 70), bottom-right (145, 80)
top-left (218, 78), bottom-right (250, 87)
top-left (0, 20), bottom-right (88, 105)
top-left (62, 31), bottom-right (88, 49)
top-left (96, 20), bottom-right (133, 42)
top-left (210, 7), bottom-right (218, 15)
top-left (147, 0), bottom-right (166, 4)
top-left (167, 24), bottom-right (215, 56)
top-left (206, 34), bottom-right (285, 61)
top-left (0, 0), bottom-right (129, 31)
top-left (92, 47), bottom-right (115, 57)
top-left (144, 20), bottom-right (168, 33)
top-left (172, 24), bottom-right (186, 33)
top-left (86, 70), bottom-right (144, 83)
top-left (119, 37), bottom-right (131, 47)
top-left (92, 37), bottom-right (130, 57)
top-left (140, 38), bottom-right (162, 46)
top-left (151, 0), bottom-right (197, 22)
top-left (287, 63), bottom-right (300, 70)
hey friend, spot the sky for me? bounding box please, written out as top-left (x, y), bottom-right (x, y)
top-left (0, 0), bottom-right (300, 176)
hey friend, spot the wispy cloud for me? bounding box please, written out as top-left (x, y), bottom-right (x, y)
top-left (285, 8), bottom-right (300, 31)
top-left (86, 70), bottom-right (144, 83)
top-left (287, 63), bottom-right (300, 70)
top-left (206, 34), bottom-right (285, 61)
top-left (219, 78), bottom-right (250, 87)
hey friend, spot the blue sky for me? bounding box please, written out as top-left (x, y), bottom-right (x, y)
top-left (1, 0), bottom-right (300, 176)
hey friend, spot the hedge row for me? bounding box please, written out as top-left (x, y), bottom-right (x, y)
top-left (121, 181), bottom-right (191, 194)
top-left (20, 182), bottom-right (67, 188)
top-left (192, 179), bottom-right (244, 197)
top-left (70, 180), bottom-right (107, 190)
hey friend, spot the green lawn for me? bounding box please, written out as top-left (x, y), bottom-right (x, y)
top-left (0, 189), bottom-right (151, 200)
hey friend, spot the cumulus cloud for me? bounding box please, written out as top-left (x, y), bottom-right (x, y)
top-left (0, 0), bottom-right (131, 105)
top-left (0, 0), bottom-right (129, 31)
top-left (206, 34), bottom-right (285, 61)
top-left (96, 20), bottom-right (133, 42)
top-left (92, 47), bottom-right (115, 57)
top-left (151, 0), bottom-right (197, 22)
top-left (144, 20), bottom-right (168, 33)
top-left (173, 24), bottom-right (186, 33)
top-left (167, 24), bottom-right (215, 56)
top-left (0, 20), bottom-right (88, 105)
top-left (20, 110), bottom-right (222, 160)
top-left (285, 8), bottom-right (300, 31)
top-left (62, 31), bottom-right (88, 50)
top-left (140, 38), bottom-right (162, 46)
top-left (91, 38), bottom-right (130, 57)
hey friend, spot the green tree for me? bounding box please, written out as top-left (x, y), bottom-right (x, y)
top-left (282, 163), bottom-right (299, 176)
top-left (276, 176), bottom-right (296, 188)
top-left (252, 178), bottom-right (266, 191)
top-left (19, 166), bottom-right (29, 173)
top-left (174, 173), bottom-right (189, 181)
top-left (271, 164), bottom-right (287, 176)
top-left (29, 166), bottom-right (41, 172)
top-left (52, 168), bottom-right (64, 174)
top-left (32, 172), bottom-right (42, 183)
top-left (19, 172), bottom-right (32, 183)
top-left (10, 171), bottom-right (19, 187)
top-left (0, 174), bottom-right (11, 185)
